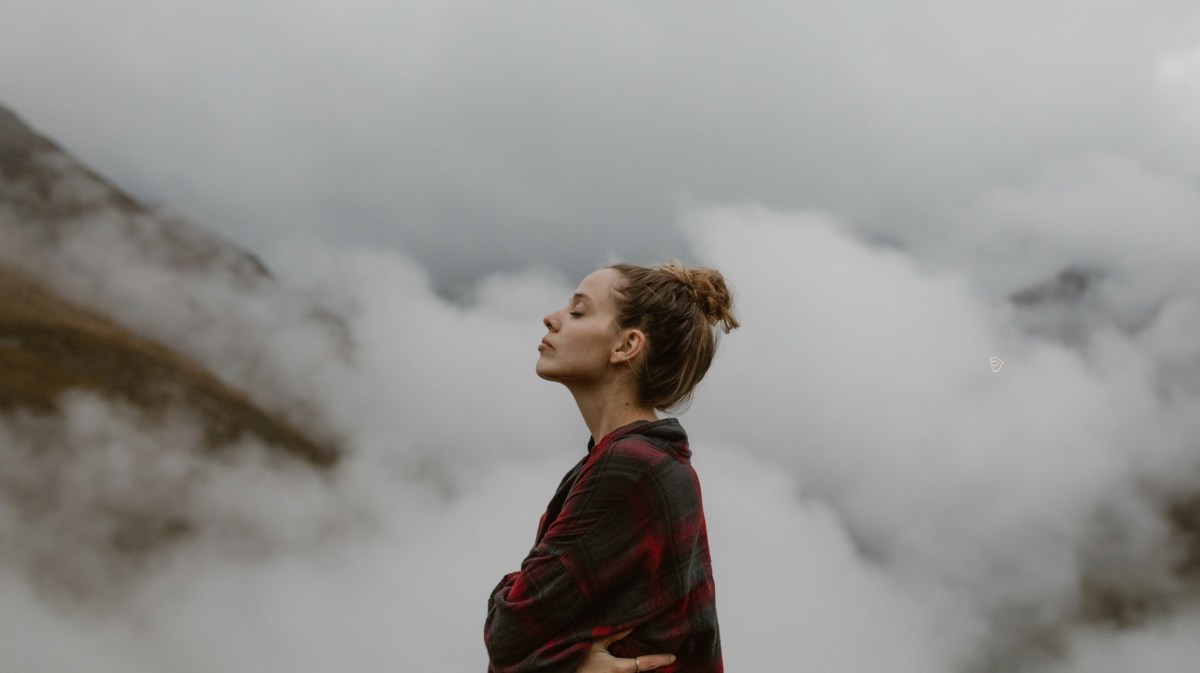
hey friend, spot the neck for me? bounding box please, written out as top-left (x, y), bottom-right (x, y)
top-left (567, 379), bottom-right (658, 444)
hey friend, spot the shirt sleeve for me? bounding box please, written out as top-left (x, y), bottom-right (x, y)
top-left (484, 441), bottom-right (702, 673)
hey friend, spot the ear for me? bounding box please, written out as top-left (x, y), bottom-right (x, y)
top-left (610, 328), bottom-right (646, 366)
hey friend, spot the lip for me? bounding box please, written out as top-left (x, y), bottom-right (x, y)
top-left (538, 338), bottom-right (553, 351)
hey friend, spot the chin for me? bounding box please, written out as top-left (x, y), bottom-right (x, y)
top-left (534, 361), bottom-right (557, 382)
top-left (536, 361), bottom-right (575, 385)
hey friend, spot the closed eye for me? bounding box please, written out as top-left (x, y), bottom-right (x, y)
top-left (569, 311), bottom-right (583, 317)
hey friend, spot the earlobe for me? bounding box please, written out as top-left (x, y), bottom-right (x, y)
top-left (611, 329), bottom-right (646, 365)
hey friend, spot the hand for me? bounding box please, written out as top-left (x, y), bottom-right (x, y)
top-left (574, 630), bottom-right (676, 673)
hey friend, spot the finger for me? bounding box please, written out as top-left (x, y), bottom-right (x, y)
top-left (626, 653), bottom-right (677, 672)
top-left (590, 629), bottom-right (634, 650)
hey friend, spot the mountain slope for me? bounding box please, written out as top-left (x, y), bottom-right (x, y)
top-left (0, 102), bottom-right (356, 601)
top-left (0, 102), bottom-right (344, 465)
top-left (0, 265), bottom-right (334, 465)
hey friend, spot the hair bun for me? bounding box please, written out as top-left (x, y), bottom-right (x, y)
top-left (659, 260), bottom-right (739, 333)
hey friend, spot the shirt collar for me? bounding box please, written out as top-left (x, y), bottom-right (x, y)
top-left (586, 419), bottom-right (654, 455)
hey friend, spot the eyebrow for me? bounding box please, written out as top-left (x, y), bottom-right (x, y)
top-left (570, 293), bottom-right (593, 306)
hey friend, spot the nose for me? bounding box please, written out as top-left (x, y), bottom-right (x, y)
top-left (543, 311), bottom-right (559, 332)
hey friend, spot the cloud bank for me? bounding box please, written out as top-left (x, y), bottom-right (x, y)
top-left (4, 196), bottom-right (1200, 670)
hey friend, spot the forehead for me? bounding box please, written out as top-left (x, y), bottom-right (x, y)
top-left (573, 268), bottom-right (620, 306)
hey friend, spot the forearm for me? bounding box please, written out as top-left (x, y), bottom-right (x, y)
top-left (485, 574), bottom-right (589, 673)
top-left (485, 555), bottom-right (590, 664)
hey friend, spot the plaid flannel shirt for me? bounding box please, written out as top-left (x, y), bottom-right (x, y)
top-left (485, 418), bottom-right (722, 673)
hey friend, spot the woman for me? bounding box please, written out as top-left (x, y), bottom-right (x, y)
top-left (485, 260), bottom-right (737, 673)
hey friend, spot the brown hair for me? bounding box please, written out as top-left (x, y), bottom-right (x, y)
top-left (609, 259), bottom-right (739, 412)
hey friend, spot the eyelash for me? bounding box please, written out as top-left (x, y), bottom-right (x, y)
top-left (569, 311), bottom-right (583, 317)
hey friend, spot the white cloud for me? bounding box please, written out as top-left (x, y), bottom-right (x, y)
top-left (9, 207), bottom-right (1199, 670)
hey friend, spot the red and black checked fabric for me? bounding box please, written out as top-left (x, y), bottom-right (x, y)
top-left (485, 418), bottom-right (722, 673)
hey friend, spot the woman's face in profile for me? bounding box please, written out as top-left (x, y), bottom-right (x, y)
top-left (536, 268), bottom-right (623, 385)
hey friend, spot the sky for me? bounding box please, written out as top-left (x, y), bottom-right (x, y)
top-left (3, 1), bottom-right (1200, 671)
top-left (3, 0), bottom-right (1200, 291)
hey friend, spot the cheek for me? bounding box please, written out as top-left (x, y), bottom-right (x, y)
top-left (576, 326), bottom-right (613, 357)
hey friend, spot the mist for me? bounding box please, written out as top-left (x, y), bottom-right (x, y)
top-left (4, 195), bottom-right (1200, 670)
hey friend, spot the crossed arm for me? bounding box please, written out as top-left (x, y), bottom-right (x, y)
top-left (485, 446), bottom-right (700, 673)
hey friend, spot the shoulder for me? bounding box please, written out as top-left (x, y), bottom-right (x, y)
top-left (591, 435), bottom-right (696, 500)
top-left (605, 434), bottom-right (674, 466)
top-left (579, 436), bottom-right (668, 493)
top-left (601, 418), bottom-right (690, 462)
top-left (576, 419), bottom-right (694, 489)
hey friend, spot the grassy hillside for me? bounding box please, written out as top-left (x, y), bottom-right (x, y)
top-left (0, 266), bottom-right (335, 466)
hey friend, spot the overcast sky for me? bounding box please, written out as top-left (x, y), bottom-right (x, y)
top-left (3, 0), bottom-right (1200, 292)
